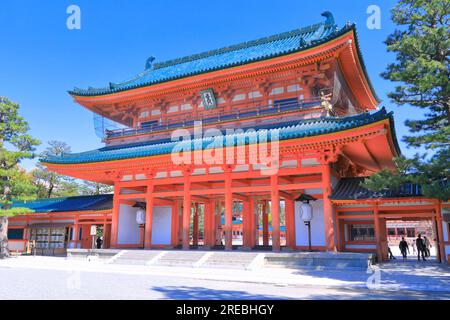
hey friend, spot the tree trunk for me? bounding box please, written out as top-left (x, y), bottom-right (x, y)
top-left (0, 216), bottom-right (10, 259)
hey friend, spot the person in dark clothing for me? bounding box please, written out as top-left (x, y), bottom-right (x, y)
top-left (388, 246), bottom-right (396, 260)
top-left (96, 237), bottom-right (103, 249)
top-left (399, 237), bottom-right (409, 259)
top-left (416, 234), bottom-right (427, 261)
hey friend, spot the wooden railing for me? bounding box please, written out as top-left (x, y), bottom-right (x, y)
top-left (105, 98), bottom-right (322, 140)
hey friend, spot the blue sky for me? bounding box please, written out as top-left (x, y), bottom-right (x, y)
top-left (0, 0), bottom-right (423, 170)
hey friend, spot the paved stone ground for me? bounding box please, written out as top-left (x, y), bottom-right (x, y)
top-left (0, 256), bottom-right (449, 300)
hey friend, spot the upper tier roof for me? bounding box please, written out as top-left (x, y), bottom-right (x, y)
top-left (12, 194), bottom-right (113, 213)
top-left (42, 107), bottom-right (398, 165)
top-left (69, 12), bottom-right (376, 100)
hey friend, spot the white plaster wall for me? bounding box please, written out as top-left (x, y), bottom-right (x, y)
top-left (151, 206), bottom-right (172, 245)
top-left (117, 204), bottom-right (141, 245)
top-left (295, 200), bottom-right (325, 246)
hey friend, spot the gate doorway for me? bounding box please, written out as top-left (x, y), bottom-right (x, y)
top-left (383, 218), bottom-right (439, 262)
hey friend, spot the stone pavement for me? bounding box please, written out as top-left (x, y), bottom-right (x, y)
top-left (0, 255), bottom-right (448, 294)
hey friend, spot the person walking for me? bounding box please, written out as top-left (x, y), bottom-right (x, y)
top-left (388, 246), bottom-right (396, 260)
top-left (423, 236), bottom-right (431, 257)
top-left (96, 237), bottom-right (103, 249)
top-left (412, 239), bottom-right (417, 254)
top-left (416, 234), bottom-right (427, 261)
top-left (399, 237), bottom-right (409, 259)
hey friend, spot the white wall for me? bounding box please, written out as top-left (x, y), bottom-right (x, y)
top-left (151, 206), bottom-right (172, 245)
top-left (117, 204), bottom-right (141, 245)
top-left (295, 200), bottom-right (325, 246)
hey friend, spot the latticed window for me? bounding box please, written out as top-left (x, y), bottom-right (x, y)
top-left (349, 224), bottom-right (375, 242)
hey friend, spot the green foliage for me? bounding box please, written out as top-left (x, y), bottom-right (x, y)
top-left (78, 181), bottom-right (113, 196)
top-left (364, 0), bottom-right (450, 201)
top-left (382, 0), bottom-right (450, 149)
top-left (0, 97), bottom-right (40, 216)
top-left (31, 141), bottom-right (80, 198)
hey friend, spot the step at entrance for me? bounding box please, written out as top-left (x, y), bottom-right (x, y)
top-left (112, 250), bottom-right (162, 265)
top-left (202, 252), bottom-right (259, 269)
top-left (155, 251), bottom-right (207, 267)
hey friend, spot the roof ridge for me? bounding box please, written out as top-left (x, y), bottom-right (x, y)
top-left (151, 21), bottom-right (329, 70)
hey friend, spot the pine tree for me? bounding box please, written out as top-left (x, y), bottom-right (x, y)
top-left (363, 0), bottom-right (450, 201)
top-left (0, 97), bottom-right (40, 258)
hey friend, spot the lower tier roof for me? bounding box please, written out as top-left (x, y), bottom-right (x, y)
top-left (331, 177), bottom-right (422, 200)
top-left (42, 108), bottom-right (398, 165)
top-left (12, 194), bottom-right (113, 213)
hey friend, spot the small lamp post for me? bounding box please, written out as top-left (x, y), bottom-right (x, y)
top-left (135, 207), bottom-right (146, 249)
top-left (295, 194), bottom-right (316, 252)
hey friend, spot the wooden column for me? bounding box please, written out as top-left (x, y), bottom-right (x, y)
top-left (262, 201), bottom-right (269, 246)
top-left (182, 169), bottom-right (192, 250)
top-left (435, 202), bottom-right (447, 263)
top-left (373, 205), bottom-right (383, 262)
top-left (110, 184), bottom-right (121, 248)
top-left (322, 163), bottom-right (336, 251)
top-left (144, 176), bottom-right (154, 249)
top-left (102, 221), bottom-right (108, 249)
top-left (73, 219), bottom-right (80, 249)
top-left (285, 198), bottom-right (295, 249)
top-left (249, 197), bottom-right (256, 248)
top-left (193, 203), bottom-right (199, 246)
top-left (242, 200), bottom-right (251, 249)
top-left (271, 174), bottom-right (281, 252)
top-left (224, 167), bottom-right (233, 250)
top-left (203, 200), bottom-right (213, 248)
top-left (214, 201), bottom-right (221, 246)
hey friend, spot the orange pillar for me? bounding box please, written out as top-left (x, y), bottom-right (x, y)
top-left (285, 198), bottom-right (295, 249)
top-left (193, 203), bottom-right (199, 246)
top-left (214, 201), bottom-right (221, 246)
top-left (203, 200), bottom-right (212, 247)
top-left (322, 163), bottom-right (336, 251)
top-left (271, 175), bottom-right (281, 252)
top-left (242, 200), bottom-right (251, 249)
top-left (435, 202), bottom-right (447, 263)
top-left (249, 197), bottom-right (256, 248)
top-left (373, 205), bottom-right (383, 262)
top-left (262, 201), bottom-right (269, 246)
top-left (144, 178), bottom-right (154, 249)
top-left (182, 169), bottom-right (192, 250)
top-left (224, 168), bottom-right (233, 250)
top-left (110, 184), bottom-right (121, 248)
top-left (73, 219), bottom-right (80, 249)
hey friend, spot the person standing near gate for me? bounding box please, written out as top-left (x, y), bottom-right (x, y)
top-left (423, 236), bottom-right (431, 257)
top-left (399, 237), bottom-right (409, 259)
top-left (416, 234), bottom-right (427, 261)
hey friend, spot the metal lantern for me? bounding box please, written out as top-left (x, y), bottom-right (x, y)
top-left (300, 202), bottom-right (313, 222)
top-left (136, 208), bottom-right (146, 225)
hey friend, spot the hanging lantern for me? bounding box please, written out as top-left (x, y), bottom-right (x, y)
top-left (300, 202), bottom-right (313, 222)
top-left (136, 208), bottom-right (146, 225)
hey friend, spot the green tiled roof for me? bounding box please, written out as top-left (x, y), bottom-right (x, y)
top-left (69, 12), bottom-right (361, 97)
top-left (12, 194), bottom-right (113, 213)
top-left (42, 108), bottom-right (398, 165)
top-left (331, 178), bottom-right (423, 200)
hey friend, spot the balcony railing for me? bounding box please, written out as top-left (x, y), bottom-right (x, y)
top-left (105, 98), bottom-right (322, 139)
